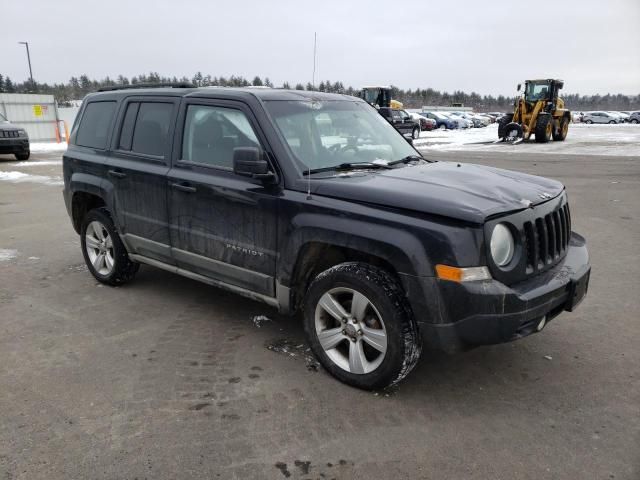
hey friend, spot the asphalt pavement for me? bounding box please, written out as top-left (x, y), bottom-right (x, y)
top-left (0, 147), bottom-right (638, 479)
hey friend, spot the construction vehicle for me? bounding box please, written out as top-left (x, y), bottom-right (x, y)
top-left (360, 86), bottom-right (403, 110)
top-left (498, 79), bottom-right (571, 144)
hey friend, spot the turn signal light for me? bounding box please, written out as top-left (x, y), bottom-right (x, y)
top-left (435, 264), bottom-right (492, 282)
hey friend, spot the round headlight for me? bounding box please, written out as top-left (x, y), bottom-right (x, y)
top-left (490, 223), bottom-right (514, 267)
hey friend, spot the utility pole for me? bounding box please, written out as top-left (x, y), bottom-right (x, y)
top-left (18, 41), bottom-right (34, 90)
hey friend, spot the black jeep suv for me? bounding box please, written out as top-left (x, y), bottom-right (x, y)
top-left (0, 112), bottom-right (30, 160)
top-left (63, 85), bottom-right (590, 390)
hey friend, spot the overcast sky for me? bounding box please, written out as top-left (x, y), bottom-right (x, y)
top-left (3, 0), bottom-right (639, 96)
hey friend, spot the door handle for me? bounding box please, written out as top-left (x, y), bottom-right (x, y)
top-left (170, 182), bottom-right (197, 193)
top-left (108, 169), bottom-right (127, 179)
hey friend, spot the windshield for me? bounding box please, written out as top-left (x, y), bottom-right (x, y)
top-left (264, 100), bottom-right (417, 173)
top-left (525, 81), bottom-right (550, 101)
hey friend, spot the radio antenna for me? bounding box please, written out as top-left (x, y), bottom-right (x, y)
top-left (312, 32), bottom-right (317, 90)
top-left (307, 31), bottom-right (317, 200)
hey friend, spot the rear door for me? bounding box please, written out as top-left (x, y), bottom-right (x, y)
top-left (107, 96), bottom-right (179, 264)
top-left (167, 99), bottom-right (279, 297)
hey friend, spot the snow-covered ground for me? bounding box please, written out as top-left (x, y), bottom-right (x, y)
top-left (0, 170), bottom-right (63, 186)
top-left (414, 123), bottom-right (640, 156)
top-left (30, 142), bottom-right (68, 153)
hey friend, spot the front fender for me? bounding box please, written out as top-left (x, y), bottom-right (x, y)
top-left (278, 211), bottom-right (433, 285)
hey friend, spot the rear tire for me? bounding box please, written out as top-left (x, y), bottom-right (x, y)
top-left (303, 262), bottom-right (422, 390)
top-left (535, 113), bottom-right (553, 143)
top-left (553, 117), bottom-right (569, 141)
top-left (81, 208), bottom-right (139, 286)
top-left (412, 127), bottom-right (420, 139)
top-left (498, 114), bottom-right (514, 138)
top-left (15, 150), bottom-right (30, 161)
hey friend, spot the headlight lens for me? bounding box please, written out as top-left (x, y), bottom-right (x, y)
top-left (18, 129), bottom-right (27, 136)
top-left (490, 223), bottom-right (514, 267)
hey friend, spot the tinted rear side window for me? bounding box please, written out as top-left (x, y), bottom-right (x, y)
top-left (118, 102), bottom-right (140, 151)
top-left (76, 101), bottom-right (116, 149)
top-left (130, 102), bottom-right (173, 157)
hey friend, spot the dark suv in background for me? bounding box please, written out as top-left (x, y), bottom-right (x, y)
top-left (378, 107), bottom-right (421, 139)
top-left (0, 112), bottom-right (30, 160)
top-left (63, 85), bottom-right (591, 390)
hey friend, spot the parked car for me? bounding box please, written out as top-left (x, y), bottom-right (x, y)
top-left (610, 111), bottom-right (630, 122)
top-left (476, 113), bottom-right (496, 123)
top-left (629, 111), bottom-right (640, 124)
top-left (421, 111), bottom-right (457, 130)
top-left (0, 112), bottom-right (30, 160)
top-left (583, 111), bottom-right (622, 124)
top-left (63, 86), bottom-right (591, 390)
top-left (378, 107), bottom-right (421, 139)
top-left (409, 112), bottom-right (437, 131)
top-left (453, 112), bottom-right (489, 128)
top-left (441, 111), bottom-right (471, 129)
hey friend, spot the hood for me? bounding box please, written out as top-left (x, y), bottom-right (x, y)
top-left (0, 123), bottom-right (20, 131)
top-left (312, 161), bottom-right (564, 224)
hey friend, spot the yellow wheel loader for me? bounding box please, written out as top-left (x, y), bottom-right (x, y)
top-left (499, 79), bottom-right (571, 144)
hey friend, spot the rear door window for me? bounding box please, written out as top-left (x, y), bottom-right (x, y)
top-left (130, 102), bottom-right (173, 157)
top-left (76, 101), bottom-right (117, 149)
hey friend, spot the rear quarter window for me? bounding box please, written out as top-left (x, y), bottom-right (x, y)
top-left (75, 101), bottom-right (117, 149)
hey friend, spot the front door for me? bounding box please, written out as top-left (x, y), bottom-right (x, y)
top-left (107, 97), bottom-right (178, 264)
top-left (167, 100), bottom-right (278, 297)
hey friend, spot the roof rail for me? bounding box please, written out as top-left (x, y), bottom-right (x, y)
top-left (97, 82), bottom-right (196, 92)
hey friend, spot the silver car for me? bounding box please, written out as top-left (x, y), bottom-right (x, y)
top-left (583, 111), bottom-right (621, 124)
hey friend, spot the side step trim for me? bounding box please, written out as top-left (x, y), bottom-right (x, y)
top-left (129, 253), bottom-right (280, 309)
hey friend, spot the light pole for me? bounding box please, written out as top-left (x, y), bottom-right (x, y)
top-left (18, 41), bottom-right (34, 90)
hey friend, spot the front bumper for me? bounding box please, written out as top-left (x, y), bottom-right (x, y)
top-left (0, 137), bottom-right (29, 154)
top-left (401, 232), bottom-right (590, 352)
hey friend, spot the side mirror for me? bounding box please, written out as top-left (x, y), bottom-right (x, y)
top-left (517, 83), bottom-right (521, 92)
top-left (233, 147), bottom-right (275, 181)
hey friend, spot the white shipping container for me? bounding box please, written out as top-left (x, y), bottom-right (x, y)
top-left (0, 93), bottom-right (64, 142)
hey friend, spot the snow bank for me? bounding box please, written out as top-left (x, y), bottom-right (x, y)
top-left (415, 123), bottom-right (640, 156)
top-left (29, 142), bottom-right (68, 153)
top-left (0, 171), bottom-right (63, 186)
top-left (11, 160), bottom-right (62, 167)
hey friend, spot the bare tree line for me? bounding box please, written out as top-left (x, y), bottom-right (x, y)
top-left (0, 72), bottom-right (637, 112)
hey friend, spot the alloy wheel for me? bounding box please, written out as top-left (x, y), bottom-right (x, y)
top-left (85, 220), bottom-right (115, 276)
top-left (314, 287), bottom-right (387, 374)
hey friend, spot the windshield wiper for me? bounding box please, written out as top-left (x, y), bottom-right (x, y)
top-left (303, 162), bottom-right (392, 175)
top-left (388, 155), bottom-right (426, 166)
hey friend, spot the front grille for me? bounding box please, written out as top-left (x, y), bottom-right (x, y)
top-left (523, 203), bottom-right (571, 273)
top-left (1, 130), bottom-right (20, 138)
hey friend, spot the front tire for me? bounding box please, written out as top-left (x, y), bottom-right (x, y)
top-left (81, 208), bottom-right (139, 286)
top-left (412, 127), bottom-right (420, 139)
top-left (535, 113), bottom-right (553, 143)
top-left (498, 114), bottom-right (514, 138)
top-left (585, 119), bottom-right (593, 124)
top-left (303, 263), bottom-right (421, 390)
top-left (553, 117), bottom-right (569, 141)
top-left (15, 150), bottom-right (30, 161)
